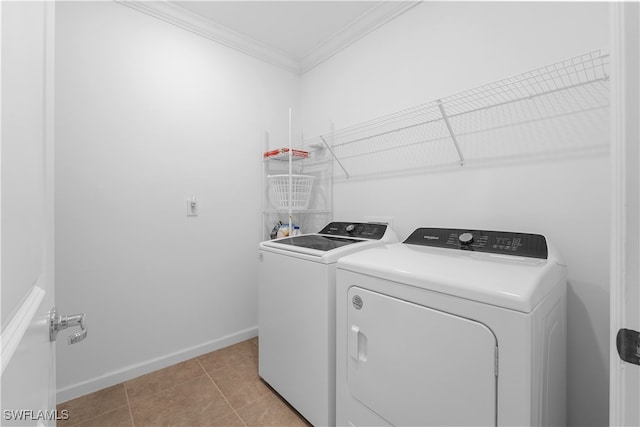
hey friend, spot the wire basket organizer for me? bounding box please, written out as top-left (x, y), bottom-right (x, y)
top-left (268, 174), bottom-right (315, 210)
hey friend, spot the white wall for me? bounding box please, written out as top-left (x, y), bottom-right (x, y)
top-left (54, 1), bottom-right (298, 401)
top-left (300, 2), bottom-right (610, 426)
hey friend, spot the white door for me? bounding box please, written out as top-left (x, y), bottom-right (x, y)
top-left (1, 1), bottom-right (58, 425)
top-left (610, 2), bottom-right (640, 426)
top-left (347, 287), bottom-right (497, 426)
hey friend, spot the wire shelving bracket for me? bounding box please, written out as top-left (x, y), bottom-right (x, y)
top-left (320, 135), bottom-right (350, 179)
top-left (437, 100), bottom-right (465, 166)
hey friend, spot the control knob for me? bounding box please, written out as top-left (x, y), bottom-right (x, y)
top-left (345, 224), bottom-right (355, 233)
top-left (459, 232), bottom-right (474, 245)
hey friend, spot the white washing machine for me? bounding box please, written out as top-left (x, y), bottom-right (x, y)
top-left (259, 222), bottom-right (398, 426)
top-left (336, 227), bottom-right (567, 427)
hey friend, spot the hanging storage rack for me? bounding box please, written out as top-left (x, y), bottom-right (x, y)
top-left (304, 49), bottom-right (610, 178)
top-left (262, 111), bottom-right (334, 240)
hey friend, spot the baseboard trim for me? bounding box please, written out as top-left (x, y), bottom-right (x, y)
top-left (56, 326), bottom-right (258, 403)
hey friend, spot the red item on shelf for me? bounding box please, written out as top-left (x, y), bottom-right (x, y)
top-left (263, 148), bottom-right (309, 160)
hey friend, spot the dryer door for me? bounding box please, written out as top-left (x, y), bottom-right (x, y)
top-left (347, 286), bottom-right (497, 426)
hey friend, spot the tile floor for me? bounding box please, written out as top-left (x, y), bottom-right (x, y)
top-left (57, 338), bottom-right (311, 427)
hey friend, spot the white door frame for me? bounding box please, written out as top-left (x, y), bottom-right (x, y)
top-left (610, 2), bottom-right (640, 426)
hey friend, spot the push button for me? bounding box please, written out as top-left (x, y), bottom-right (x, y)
top-left (459, 232), bottom-right (474, 245)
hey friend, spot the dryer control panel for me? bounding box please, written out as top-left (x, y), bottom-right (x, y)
top-left (403, 228), bottom-right (548, 259)
top-left (319, 222), bottom-right (388, 240)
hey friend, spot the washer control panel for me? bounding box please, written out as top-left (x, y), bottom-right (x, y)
top-left (319, 222), bottom-right (388, 240)
top-left (404, 228), bottom-right (548, 259)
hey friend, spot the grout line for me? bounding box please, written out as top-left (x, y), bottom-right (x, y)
top-left (232, 392), bottom-right (274, 421)
top-left (61, 384), bottom-right (131, 427)
top-left (232, 382), bottom-right (273, 412)
top-left (127, 372), bottom-right (211, 405)
top-left (68, 340), bottom-right (262, 427)
top-left (196, 358), bottom-right (247, 427)
top-left (227, 339), bottom-right (273, 413)
top-left (66, 404), bottom-right (131, 427)
top-left (124, 383), bottom-right (135, 427)
top-left (123, 360), bottom-right (209, 404)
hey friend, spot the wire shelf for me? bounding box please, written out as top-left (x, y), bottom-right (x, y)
top-left (305, 49), bottom-right (610, 178)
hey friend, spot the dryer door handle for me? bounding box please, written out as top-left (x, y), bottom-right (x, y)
top-left (349, 325), bottom-right (359, 360)
top-left (349, 325), bottom-right (367, 362)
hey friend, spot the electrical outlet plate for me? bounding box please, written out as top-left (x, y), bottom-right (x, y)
top-left (187, 197), bottom-right (198, 216)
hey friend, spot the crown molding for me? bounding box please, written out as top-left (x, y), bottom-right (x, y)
top-left (299, 1), bottom-right (420, 74)
top-left (115, 0), bottom-right (420, 76)
top-left (115, 0), bottom-right (301, 74)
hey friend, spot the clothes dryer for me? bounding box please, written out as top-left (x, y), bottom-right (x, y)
top-left (259, 222), bottom-right (398, 426)
top-left (336, 228), bottom-right (567, 426)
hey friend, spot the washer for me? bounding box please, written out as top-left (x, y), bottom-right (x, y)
top-left (336, 227), bottom-right (567, 426)
top-left (259, 222), bottom-right (398, 426)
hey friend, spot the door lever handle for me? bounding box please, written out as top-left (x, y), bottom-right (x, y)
top-left (49, 307), bottom-right (87, 344)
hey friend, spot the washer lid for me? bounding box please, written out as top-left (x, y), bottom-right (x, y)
top-left (337, 242), bottom-right (565, 313)
top-left (266, 234), bottom-right (363, 252)
top-left (259, 222), bottom-right (399, 263)
top-left (260, 235), bottom-right (388, 263)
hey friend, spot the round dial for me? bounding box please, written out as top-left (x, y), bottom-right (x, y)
top-left (345, 224), bottom-right (355, 233)
top-left (458, 232), bottom-right (474, 245)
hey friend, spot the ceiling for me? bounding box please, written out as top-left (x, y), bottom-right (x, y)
top-left (140, 0), bottom-right (420, 73)
top-left (171, 1), bottom-right (384, 61)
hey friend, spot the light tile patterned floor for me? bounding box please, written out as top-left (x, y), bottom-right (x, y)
top-left (57, 338), bottom-right (310, 427)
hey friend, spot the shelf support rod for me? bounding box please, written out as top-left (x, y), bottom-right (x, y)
top-left (320, 135), bottom-right (350, 179)
top-left (437, 100), bottom-right (465, 166)
top-left (288, 108), bottom-right (292, 230)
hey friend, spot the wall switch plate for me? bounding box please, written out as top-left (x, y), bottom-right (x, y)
top-left (187, 196), bottom-right (198, 216)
